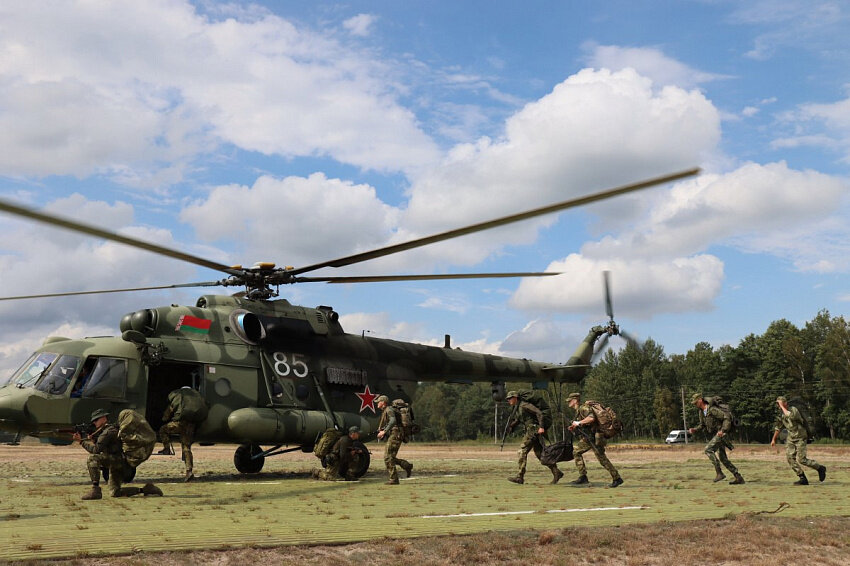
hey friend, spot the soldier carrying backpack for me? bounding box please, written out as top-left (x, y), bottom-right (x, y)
top-left (770, 396), bottom-right (826, 485)
top-left (505, 390), bottom-right (564, 485)
top-left (157, 386), bottom-right (209, 482)
top-left (566, 392), bottom-right (623, 488)
top-left (688, 393), bottom-right (745, 485)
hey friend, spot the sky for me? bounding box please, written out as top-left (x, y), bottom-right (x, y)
top-left (2, 0), bottom-right (850, 377)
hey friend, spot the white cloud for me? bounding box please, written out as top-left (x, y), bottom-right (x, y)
top-left (0, 1), bottom-right (439, 184)
top-left (581, 43), bottom-right (732, 89)
top-left (775, 96), bottom-right (850, 162)
top-left (343, 14), bottom-right (377, 37)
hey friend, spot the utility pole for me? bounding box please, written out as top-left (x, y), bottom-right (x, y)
top-left (681, 385), bottom-right (688, 445)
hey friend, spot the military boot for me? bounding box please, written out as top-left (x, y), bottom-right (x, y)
top-left (729, 473), bottom-right (745, 485)
top-left (570, 475), bottom-right (588, 485)
top-left (818, 466), bottom-right (827, 482)
top-left (507, 476), bottom-right (524, 484)
top-left (184, 470), bottom-right (195, 483)
top-left (712, 471), bottom-right (726, 483)
top-left (142, 483), bottom-right (163, 496)
top-left (156, 447), bottom-right (174, 456)
top-left (81, 485), bottom-right (102, 500)
top-left (404, 463), bottom-right (413, 478)
top-left (609, 477), bottom-right (624, 488)
top-left (550, 469), bottom-right (564, 484)
top-left (386, 478), bottom-right (399, 485)
top-left (794, 474), bottom-right (808, 485)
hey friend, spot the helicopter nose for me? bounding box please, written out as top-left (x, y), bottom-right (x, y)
top-left (0, 386), bottom-right (31, 432)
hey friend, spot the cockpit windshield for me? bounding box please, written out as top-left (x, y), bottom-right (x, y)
top-left (6, 352), bottom-right (59, 388)
top-left (35, 354), bottom-right (80, 395)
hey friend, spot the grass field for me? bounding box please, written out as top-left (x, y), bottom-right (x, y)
top-left (1, 440), bottom-right (848, 564)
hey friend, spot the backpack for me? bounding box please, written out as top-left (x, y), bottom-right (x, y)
top-left (787, 399), bottom-right (816, 443)
top-left (586, 401), bottom-right (623, 439)
top-left (314, 428), bottom-right (343, 459)
top-left (391, 399), bottom-right (420, 442)
top-left (117, 409), bottom-right (156, 468)
top-left (518, 390), bottom-right (553, 430)
top-left (707, 395), bottom-right (739, 432)
top-left (171, 388), bottom-right (209, 424)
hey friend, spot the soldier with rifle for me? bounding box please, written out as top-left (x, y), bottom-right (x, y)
top-left (688, 393), bottom-right (745, 485)
top-left (73, 408), bottom-right (162, 500)
top-left (567, 392), bottom-right (623, 488)
top-left (505, 390), bottom-right (563, 485)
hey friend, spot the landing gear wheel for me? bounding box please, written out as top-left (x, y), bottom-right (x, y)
top-left (234, 443), bottom-right (264, 474)
top-left (349, 441), bottom-right (371, 478)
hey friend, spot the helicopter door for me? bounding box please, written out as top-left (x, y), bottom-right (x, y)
top-left (145, 362), bottom-right (203, 431)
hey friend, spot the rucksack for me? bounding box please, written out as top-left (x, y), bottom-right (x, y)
top-left (171, 388), bottom-right (209, 423)
top-left (586, 401), bottom-right (623, 439)
top-left (518, 390), bottom-right (553, 430)
top-left (117, 409), bottom-right (156, 468)
top-left (708, 395), bottom-right (738, 432)
top-left (314, 428), bottom-right (343, 459)
top-left (391, 399), bottom-right (420, 441)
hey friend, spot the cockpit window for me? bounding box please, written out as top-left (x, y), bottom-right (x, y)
top-left (81, 358), bottom-right (127, 399)
top-left (8, 352), bottom-right (59, 388)
top-left (35, 354), bottom-right (80, 395)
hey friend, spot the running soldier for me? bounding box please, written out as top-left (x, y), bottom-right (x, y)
top-left (770, 396), bottom-right (826, 485)
top-left (157, 386), bottom-right (208, 482)
top-left (688, 393), bottom-right (745, 484)
top-left (376, 395), bottom-right (413, 484)
top-left (505, 390), bottom-right (563, 485)
top-left (566, 392), bottom-right (623, 488)
top-left (74, 408), bottom-right (162, 500)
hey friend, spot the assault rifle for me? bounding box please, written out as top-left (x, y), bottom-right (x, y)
top-left (499, 403), bottom-right (519, 451)
top-left (53, 422), bottom-right (96, 437)
top-left (571, 424), bottom-right (605, 459)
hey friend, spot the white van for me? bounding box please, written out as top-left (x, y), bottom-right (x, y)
top-left (665, 430), bottom-right (688, 444)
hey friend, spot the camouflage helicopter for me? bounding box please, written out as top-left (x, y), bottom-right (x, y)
top-left (0, 168), bottom-right (697, 479)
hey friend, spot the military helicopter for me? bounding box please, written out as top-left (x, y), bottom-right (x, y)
top-left (0, 168), bottom-right (698, 479)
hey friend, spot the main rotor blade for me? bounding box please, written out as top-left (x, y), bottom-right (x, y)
top-left (0, 281), bottom-right (223, 301)
top-left (288, 168), bottom-right (699, 276)
top-left (294, 271), bottom-right (562, 284)
top-left (0, 199), bottom-right (243, 277)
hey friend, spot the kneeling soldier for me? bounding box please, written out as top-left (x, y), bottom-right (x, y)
top-left (75, 409), bottom-right (162, 500)
top-left (313, 426), bottom-right (362, 481)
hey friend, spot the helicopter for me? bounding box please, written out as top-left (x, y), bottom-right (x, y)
top-left (0, 168), bottom-right (698, 479)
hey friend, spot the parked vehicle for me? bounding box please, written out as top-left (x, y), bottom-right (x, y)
top-left (665, 430), bottom-right (688, 444)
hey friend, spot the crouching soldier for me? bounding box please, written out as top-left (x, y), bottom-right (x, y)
top-left (770, 396), bottom-right (826, 485)
top-left (506, 390), bottom-right (563, 485)
top-left (74, 409), bottom-right (162, 500)
top-left (312, 426), bottom-right (363, 481)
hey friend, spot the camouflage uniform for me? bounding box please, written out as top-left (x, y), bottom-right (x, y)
top-left (572, 402), bottom-right (621, 483)
top-left (774, 405), bottom-right (825, 482)
top-left (378, 400), bottom-right (412, 483)
top-left (691, 397), bottom-right (740, 480)
top-left (509, 393), bottom-right (562, 484)
top-left (316, 433), bottom-right (359, 481)
top-left (158, 388), bottom-right (205, 480)
top-left (81, 423), bottom-right (126, 497)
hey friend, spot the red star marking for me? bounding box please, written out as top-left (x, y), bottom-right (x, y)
top-left (355, 384), bottom-right (378, 413)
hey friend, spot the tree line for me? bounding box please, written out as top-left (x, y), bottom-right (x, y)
top-left (412, 310), bottom-right (850, 443)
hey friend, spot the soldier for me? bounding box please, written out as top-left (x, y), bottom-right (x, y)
top-left (376, 395), bottom-right (413, 484)
top-left (157, 386), bottom-right (207, 482)
top-left (505, 390), bottom-right (563, 485)
top-left (688, 393), bottom-right (745, 484)
top-left (74, 408), bottom-right (162, 500)
top-left (566, 392), bottom-right (623, 488)
top-left (770, 396), bottom-right (826, 485)
top-left (312, 426), bottom-right (363, 481)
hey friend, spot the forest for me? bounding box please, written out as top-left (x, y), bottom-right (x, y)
top-left (411, 310), bottom-right (850, 443)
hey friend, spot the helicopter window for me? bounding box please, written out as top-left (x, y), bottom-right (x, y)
top-left (9, 352), bottom-right (58, 388)
top-left (81, 358), bottom-right (127, 399)
top-left (35, 355), bottom-right (80, 395)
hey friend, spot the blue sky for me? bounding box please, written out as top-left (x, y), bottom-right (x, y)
top-left (2, 0), bottom-right (850, 375)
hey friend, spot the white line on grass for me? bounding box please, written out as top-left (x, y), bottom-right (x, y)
top-left (421, 505), bottom-right (646, 519)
